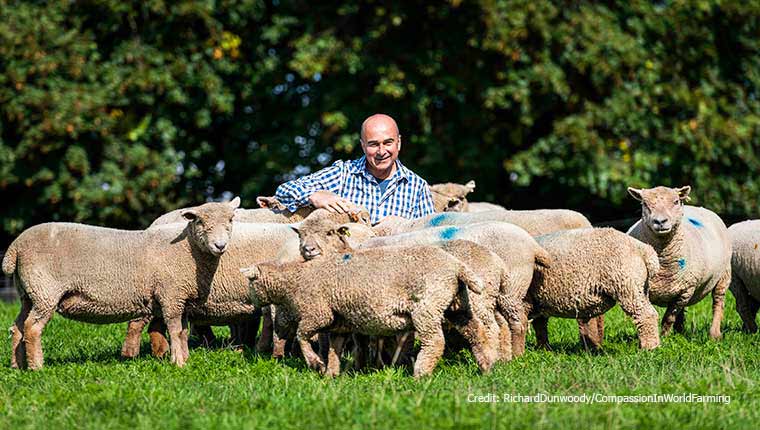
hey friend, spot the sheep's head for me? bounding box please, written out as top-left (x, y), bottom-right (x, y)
top-left (293, 209), bottom-right (354, 260)
top-left (240, 265), bottom-right (267, 306)
top-left (430, 180), bottom-right (475, 212)
top-left (628, 186), bottom-right (690, 236)
top-left (181, 196), bottom-right (240, 256)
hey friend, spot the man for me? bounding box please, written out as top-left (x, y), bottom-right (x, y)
top-left (275, 114), bottom-right (435, 224)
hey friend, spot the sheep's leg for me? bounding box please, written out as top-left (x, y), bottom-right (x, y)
top-left (412, 318), bottom-right (446, 378)
top-left (121, 317), bottom-right (148, 358)
top-left (165, 315), bottom-right (189, 367)
top-left (660, 305), bottom-right (680, 336)
top-left (498, 297), bottom-right (525, 358)
top-left (577, 318), bottom-right (602, 350)
top-left (148, 318), bottom-right (169, 358)
top-left (256, 306), bottom-right (274, 353)
top-left (324, 334), bottom-right (346, 377)
top-left (674, 309), bottom-right (686, 334)
top-left (391, 332), bottom-right (416, 366)
top-left (593, 315), bottom-right (605, 345)
top-left (180, 320), bottom-right (190, 362)
top-left (709, 267), bottom-right (731, 340)
top-left (11, 297), bottom-right (31, 369)
top-left (616, 294), bottom-right (660, 350)
top-left (730, 275), bottom-right (760, 333)
top-left (192, 324), bottom-right (216, 347)
top-left (532, 316), bottom-right (551, 350)
top-left (23, 305), bottom-right (56, 370)
top-left (318, 333), bottom-right (330, 362)
top-left (296, 319), bottom-right (328, 374)
top-left (352, 334), bottom-right (369, 370)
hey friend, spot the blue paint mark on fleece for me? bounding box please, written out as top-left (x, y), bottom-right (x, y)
top-left (428, 213), bottom-right (449, 227)
top-left (678, 258), bottom-right (686, 270)
top-left (439, 226), bottom-right (459, 241)
top-left (342, 254), bottom-right (352, 261)
top-left (687, 217), bottom-right (704, 228)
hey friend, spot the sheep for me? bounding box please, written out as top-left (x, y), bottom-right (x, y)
top-left (3, 198), bottom-right (241, 369)
top-left (727, 220), bottom-right (760, 332)
top-left (241, 244), bottom-right (496, 378)
top-left (430, 181), bottom-right (476, 212)
top-left (328, 221), bottom-right (551, 357)
top-left (627, 186), bottom-right (732, 339)
top-left (371, 207), bottom-right (603, 346)
top-left (528, 228), bottom-right (661, 350)
top-left (119, 221), bottom-right (304, 358)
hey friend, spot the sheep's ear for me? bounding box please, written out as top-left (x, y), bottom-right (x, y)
top-left (240, 266), bottom-right (260, 280)
top-left (256, 196), bottom-right (270, 208)
top-left (676, 186), bottom-right (691, 202)
top-left (627, 187), bottom-right (643, 202)
top-left (465, 180), bottom-right (476, 192)
top-left (229, 196), bottom-right (241, 210)
top-left (290, 225), bottom-right (300, 235)
top-left (181, 209), bottom-right (199, 221)
top-left (337, 226), bottom-right (351, 237)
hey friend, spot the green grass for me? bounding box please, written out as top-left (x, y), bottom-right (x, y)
top-left (0, 296), bottom-right (758, 430)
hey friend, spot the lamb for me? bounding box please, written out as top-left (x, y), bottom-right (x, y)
top-left (324, 221), bottom-right (551, 357)
top-left (528, 228), bottom-right (661, 350)
top-left (241, 244), bottom-right (496, 378)
top-left (627, 186), bottom-right (732, 339)
top-left (727, 220), bottom-right (760, 332)
top-left (3, 198), bottom-right (241, 369)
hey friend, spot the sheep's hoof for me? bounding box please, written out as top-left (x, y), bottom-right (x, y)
top-left (121, 345), bottom-right (140, 359)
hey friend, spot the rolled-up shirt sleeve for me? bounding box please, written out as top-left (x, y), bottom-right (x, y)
top-left (412, 181), bottom-right (436, 218)
top-left (274, 161), bottom-right (345, 212)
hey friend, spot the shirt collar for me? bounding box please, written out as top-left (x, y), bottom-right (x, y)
top-left (350, 156), bottom-right (409, 183)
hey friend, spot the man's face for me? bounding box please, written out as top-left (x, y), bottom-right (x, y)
top-left (361, 119), bottom-right (400, 174)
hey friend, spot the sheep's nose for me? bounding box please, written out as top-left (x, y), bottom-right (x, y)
top-left (214, 240), bottom-right (227, 252)
top-left (652, 217), bottom-right (667, 226)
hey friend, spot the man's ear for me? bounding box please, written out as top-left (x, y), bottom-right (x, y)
top-left (181, 210), bottom-right (199, 221)
top-left (676, 186), bottom-right (692, 202)
top-left (397, 134), bottom-right (402, 152)
top-left (337, 226), bottom-right (351, 237)
top-left (627, 187), bottom-right (644, 202)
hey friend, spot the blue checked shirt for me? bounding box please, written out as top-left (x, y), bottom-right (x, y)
top-left (275, 156), bottom-right (436, 223)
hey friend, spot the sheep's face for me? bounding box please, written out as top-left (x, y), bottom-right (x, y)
top-left (182, 197), bottom-right (240, 256)
top-left (628, 186), bottom-right (691, 236)
top-left (430, 181), bottom-right (475, 212)
top-left (294, 214), bottom-right (352, 260)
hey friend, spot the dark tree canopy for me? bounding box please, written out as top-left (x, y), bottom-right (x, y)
top-left (1, 0), bottom-right (759, 247)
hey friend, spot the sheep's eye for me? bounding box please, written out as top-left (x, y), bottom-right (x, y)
top-left (326, 230), bottom-right (333, 236)
top-left (673, 199), bottom-right (680, 205)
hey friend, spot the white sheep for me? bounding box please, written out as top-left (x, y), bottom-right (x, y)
top-left (727, 220), bottom-right (760, 332)
top-left (627, 186), bottom-right (732, 339)
top-left (4, 198), bottom-right (240, 369)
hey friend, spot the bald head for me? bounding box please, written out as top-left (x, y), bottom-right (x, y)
top-left (360, 114), bottom-right (399, 142)
top-left (359, 113), bottom-right (401, 180)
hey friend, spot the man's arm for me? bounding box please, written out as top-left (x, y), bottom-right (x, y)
top-left (274, 162), bottom-right (344, 212)
top-left (412, 181), bottom-right (436, 218)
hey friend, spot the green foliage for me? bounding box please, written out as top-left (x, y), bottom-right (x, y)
top-left (1, 1), bottom-right (759, 246)
top-left (1, 297), bottom-right (758, 428)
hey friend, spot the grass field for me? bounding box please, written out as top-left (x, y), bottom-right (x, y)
top-left (0, 296), bottom-right (758, 430)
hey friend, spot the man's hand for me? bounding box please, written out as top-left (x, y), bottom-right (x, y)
top-left (308, 191), bottom-right (356, 214)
